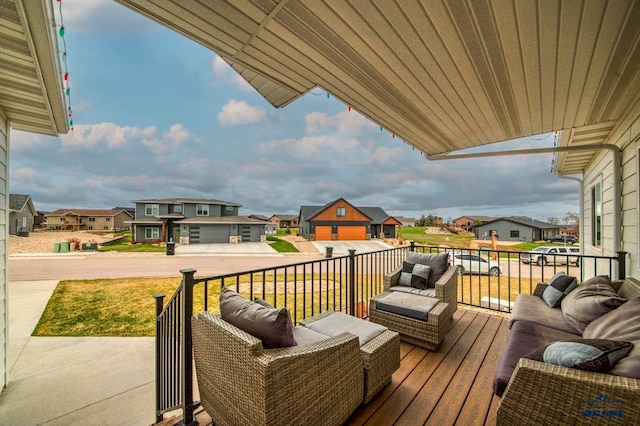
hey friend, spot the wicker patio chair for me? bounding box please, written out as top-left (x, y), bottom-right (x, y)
top-left (382, 261), bottom-right (459, 316)
top-left (192, 312), bottom-right (364, 426)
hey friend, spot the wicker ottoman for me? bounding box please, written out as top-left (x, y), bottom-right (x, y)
top-left (301, 311), bottom-right (400, 403)
top-left (369, 291), bottom-right (451, 351)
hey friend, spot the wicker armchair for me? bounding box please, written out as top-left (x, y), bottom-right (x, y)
top-left (383, 262), bottom-right (459, 315)
top-left (192, 312), bottom-right (364, 426)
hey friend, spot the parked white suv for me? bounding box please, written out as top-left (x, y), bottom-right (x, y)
top-left (521, 246), bottom-right (580, 266)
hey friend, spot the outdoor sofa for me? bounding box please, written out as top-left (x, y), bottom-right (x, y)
top-left (494, 275), bottom-right (640, 425)
top-left (369, 251), bottom-right (457, 350)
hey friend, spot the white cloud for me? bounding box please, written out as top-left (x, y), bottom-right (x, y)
top-left (212, 56), bottom-right (254, 91)
top-left (305, 110), bottom-right (369, 136)
top-left (141, 124), bottom-right (199, 155)
top-left (217, 100), bottom-right (266, 126)
top-left (60, 122), bottom-right (156, 149)
top-left (11, 167), bottom-right (36, 182)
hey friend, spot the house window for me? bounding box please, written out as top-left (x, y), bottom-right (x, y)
top-left (225, 206), bottom-right (234, 211)
top-left (145, 227), bottom-right (160, 239)
top-left (510, 230), bottom-right (519, 238)
top-left (173, 204), bottom-right (183, 213)
top-left (592, 181), bottom-right (602, 247)
top-left (196, 204), bottom-right (209, 216)
top-left (146, 204), bottom-right (159, 216)
top-left (106, 217), bottom-right (111, 221)
top-left (89, 217), bottom-right (95, 222)
top-left (337, 207), bottom-right (346, 217)
top-left (22, 217), bottom-right (26, 227)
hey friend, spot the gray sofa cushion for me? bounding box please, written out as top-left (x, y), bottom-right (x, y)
top-left (220, 287), bottom-right (296, 349)
top-left (523, 339), bottom-right (632, 373)
top-left (583, 296), bottom-right (640, 379)
top-left (508, 294), bottom-right (578, 334)
top-left (406, 251), bottom-right (449, 288)
top-left (303, 312), bottom-right (386, 346)
top-left (542, 272), bottom-right (578, 308)
top-left (389, 285), bottom-right (436, 298)
top-left (376, 292), bottom-right (440, 321)
top-left (561, 276), bottom-right (626, 334)
top-left (292, 325), bottom-right (328, 346)
top-left (493, 320), bottom-right (579, 397)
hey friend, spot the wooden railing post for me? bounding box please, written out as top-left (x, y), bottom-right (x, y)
top-left (348, 249), bottom-right (356, 316)
top-left (180, 268), bottom-right (198, 426)
top-left (153, 293), bottom-right (165, 424)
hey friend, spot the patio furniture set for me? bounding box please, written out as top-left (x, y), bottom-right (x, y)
top-left (192, 251), bottom-right (456, 425)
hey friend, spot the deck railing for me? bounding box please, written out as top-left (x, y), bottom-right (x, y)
top-left (153, 243), bottom-right (625, 424)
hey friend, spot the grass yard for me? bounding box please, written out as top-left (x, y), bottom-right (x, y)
top-left (266, 235), bottom-right (299, 252)
top-left (98, 231), bottom-right (166, 253)
top-left (33, 274), bottom-right (366, 336)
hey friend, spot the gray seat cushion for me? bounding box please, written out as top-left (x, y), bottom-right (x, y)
top-left (389, 285), bottom-right (436, 298)
top-left (304, 312), bottom-right (386, 346)
top-left (292, 325), bottom-right (329, 346)
top-left (561, 277), bottom-right (626, 333)
top-left (376, 292), bottom-right (440, 321)
top-left (493, 320), bottom-right (579, 397)
top-left (508, 294), bottom-right (578, 334)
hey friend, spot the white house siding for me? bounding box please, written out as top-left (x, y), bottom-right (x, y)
top-left (581, 98), bottom-right (640, 279)
top-left (0, 112), bottom-right (7, 388)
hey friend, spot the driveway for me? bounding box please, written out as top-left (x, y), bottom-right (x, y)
top-left (175, 242), bottom-right (279, 255)
top-left (311, 240), bottom-right (394, 255)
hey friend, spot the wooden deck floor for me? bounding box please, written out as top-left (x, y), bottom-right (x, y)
top-left (163, 308), bottom-right (509, 426)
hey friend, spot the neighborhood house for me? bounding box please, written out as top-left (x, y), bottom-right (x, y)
top-left (45, 208), bottom-right (133, 232)
top-left (128, 198), bottom-right (267, 244)
top-left (9, 194), bottom-right (36, 235)
top-left (475, 217), bottom-right (561, 243)
top-left (299, 198), bottom-right (401, 241)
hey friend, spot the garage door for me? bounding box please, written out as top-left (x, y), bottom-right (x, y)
top-left (315, 226), bottom-right (332, 240)
top-left (337, 226), bottom-right (366, 240)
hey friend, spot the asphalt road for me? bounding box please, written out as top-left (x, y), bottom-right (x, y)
top-left (8, 252), bottom-right (315, 281)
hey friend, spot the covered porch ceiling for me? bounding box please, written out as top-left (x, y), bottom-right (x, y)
top-left (0, 0), bottom-right (68, 136)
top-left (115, 0), bottom-right (640, 173)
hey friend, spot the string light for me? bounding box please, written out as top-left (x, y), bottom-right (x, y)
top-left (57, 0), bottom-right (74, 130)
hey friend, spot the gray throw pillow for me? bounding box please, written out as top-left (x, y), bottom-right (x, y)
top-left (398, 261), bottom-right (431, 290)
top-left (583, 296), bottom-right (640, 379)
top-left (542, 272), bottom-right (578, 308)
top-left (220, 287), bottom-right (296, 349)
top-left (524, 339), bottom-right (632, 373)
top-left (406, 251), bottom-right (449, 288)
top-left (560, 276), bottom-right (626, 334)
top-left (254, 297), bottom-right (274, 309)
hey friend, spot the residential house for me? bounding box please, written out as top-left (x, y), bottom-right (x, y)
top-left (452, 216), bottom-right (497, 232)
top-left (1, 0), bottom-right (69, 390)
top-left (268, 214), bottom-right (299, 229)
top-left (248, 214), bottom-right (276, 235)
top-left (46, 209), bottom-right (133, 231)
top-left (299, 198), bottom-right (401, 241)
top-left (34, 211), bottom-right (48, 229)
top-left (129, 198), bottom-right (267, 244)
top-left (475, 217), bottom-right (560, 243)
top-left (9, 194), bottom-right (36, 235)
top-left (395, 216), bottom-right (417, 227)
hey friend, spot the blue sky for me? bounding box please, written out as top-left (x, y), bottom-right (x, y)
top-left (10, 0), bottom-right (579, 222)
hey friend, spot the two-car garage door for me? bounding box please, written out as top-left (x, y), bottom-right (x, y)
top-left (315, 226), bottom-right (366, 240)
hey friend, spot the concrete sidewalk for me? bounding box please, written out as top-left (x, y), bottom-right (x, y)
top-left (0, 281), bottom-right (156, 425)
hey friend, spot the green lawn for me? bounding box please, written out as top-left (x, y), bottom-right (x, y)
top-left (267, 235), bottom-right (299, 252)
top-left (98, 231), bottom-right (167, 253)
